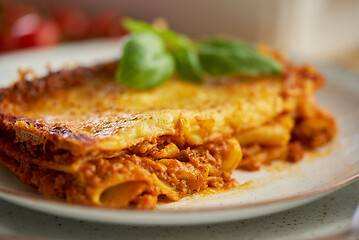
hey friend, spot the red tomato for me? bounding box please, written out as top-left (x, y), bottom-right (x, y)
top-left (89, 11), bottom-right (126, 38)
top-left (11, 13), bottom-right (60, 49)
top-left (35, 19), bottom-right (61, 46)
top-left (53, 6), bottom-right (89, 40)
top-left (0, 2), bottom-right (35, 52)
top-left (11, 13), bottom-right (41, 48)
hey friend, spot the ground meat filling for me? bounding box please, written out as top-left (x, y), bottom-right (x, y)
top-left (0, 131), bottom-right (239, 208)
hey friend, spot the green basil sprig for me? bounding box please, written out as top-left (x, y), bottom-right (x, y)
top-left (116, 32), bottom-right (174, 89)
top-left (116, 18), bottom-right (283, 89)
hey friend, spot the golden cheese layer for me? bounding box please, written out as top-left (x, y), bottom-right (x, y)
top-left (5, 74), bottom-right (295, 152)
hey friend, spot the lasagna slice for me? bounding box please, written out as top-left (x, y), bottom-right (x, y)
top-left (0, 51), bottom-right (335, 209)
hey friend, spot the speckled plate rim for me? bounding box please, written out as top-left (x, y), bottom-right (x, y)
top-left (0, 166), bottom-right (358, 213)
top-left (0, 168), bottom-right (357, 225)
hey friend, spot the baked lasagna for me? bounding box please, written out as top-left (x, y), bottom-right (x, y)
top-left (0, 47), bottom-right (335, 209)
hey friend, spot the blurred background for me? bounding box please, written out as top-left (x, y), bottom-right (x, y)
top-left (1, 0), bottom-right (359, 69)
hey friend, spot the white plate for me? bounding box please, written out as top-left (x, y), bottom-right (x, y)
top-left (0, 39), bottom-right (359, 226)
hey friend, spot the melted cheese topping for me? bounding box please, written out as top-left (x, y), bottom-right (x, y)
top-left (12, 76), bottom-right (295, 151)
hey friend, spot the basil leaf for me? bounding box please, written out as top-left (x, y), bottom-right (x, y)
top-left (172, 44), bottom-right (202, 83)
top-left (116, 32), bottom-right (175, 89)
top-left (122, 17), bottom-right (156, 33)
top-left (198, 38), bottom-right (283, 77)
